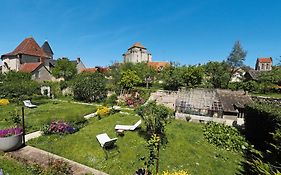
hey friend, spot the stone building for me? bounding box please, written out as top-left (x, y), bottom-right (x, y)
top-left (123, 42), bottom-right (152, 63)
top-left (255, 57), bottom-right (272, 71)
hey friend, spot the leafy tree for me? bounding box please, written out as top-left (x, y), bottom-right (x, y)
top-left (72, 72), bottom-right (107, 102)
top-left (181, 65), bottom-right (204, 87)
top-left (119, 70), bottom-right (142, 90)
top-left (205, 61), bottom-right (231, 88)
top-left (226, 41), bottom-right (247, 85)
top-left (159, 65), bottom-right (183, 91)
top-left (258, 67), bottom-right (281, 85)
top-left (0, 71), bottom-right (40, 99)
top-left (136, 101), bottom-right (174, 142)
top-left (52, 58), bottom-right (77, 81)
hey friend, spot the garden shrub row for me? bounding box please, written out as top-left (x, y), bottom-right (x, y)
top-left (242, 102), bottom-right (281, 175)
top-left (244, 103), bottom-right (281, 151)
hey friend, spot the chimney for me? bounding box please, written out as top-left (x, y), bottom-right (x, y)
top-left (77, 57), bottom-right (81, 63)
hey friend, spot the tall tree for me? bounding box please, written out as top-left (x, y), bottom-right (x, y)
top-left (52, 58), bottom-right (77, 81)
top-left (181, 65), bottom-right (204, 87)
top-left (205, 61), bottom-right (231, 89)
top-left (226, 41), bottom-right (247, 85)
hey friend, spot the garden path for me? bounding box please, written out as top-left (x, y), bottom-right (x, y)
top-left (25, 131), bottom-right (43, 141)
top-left (8, 146), bottom-right (108, 175)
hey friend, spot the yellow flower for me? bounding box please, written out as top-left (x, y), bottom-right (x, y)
top-left (162, 170), bottom-right (189, 175)
top-left (96, 106), bottom-right (110, 117)
top-left (0, 99), bottom-right (9, 106)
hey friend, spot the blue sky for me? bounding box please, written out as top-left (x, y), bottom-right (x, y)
top-left (0, 0), bottom-right (281, 68)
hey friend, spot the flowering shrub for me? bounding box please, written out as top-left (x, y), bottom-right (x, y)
top-left (0, 127), bottom-right (22, 137)
top-left (44, 121), bottom-right (76, 135)
top-left (162, 170), bottom-right (189, 175)
top-left (125, 96), bottom-right (145, 108)
top-left (0, 99), bottom-right (9, 106)
top-left (96, 106), bottom-right (110, 118)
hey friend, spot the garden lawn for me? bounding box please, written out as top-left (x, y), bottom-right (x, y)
top-left (0, 99), bottom-right (96, 133)
top-left (0, 155), bottom-right (34, 174)
top-left (28, 113), bottom-right (243, 175)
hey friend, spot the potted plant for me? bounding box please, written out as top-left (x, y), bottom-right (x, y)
top-left (0, 127), bottom-right (23, 152)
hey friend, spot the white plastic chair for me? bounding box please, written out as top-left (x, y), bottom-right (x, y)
top-left (115, 120), bottom-right (142, 131)
top-left (96, 133), bottom-right (118, 148)
top-left (23, 100), bottom-right (37, 108)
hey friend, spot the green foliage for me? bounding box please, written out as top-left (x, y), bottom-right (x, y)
top-left (226, 41), bottom-right (247, 70)
top-left (108, 62), bottom-right (157, 91)
top-left (159, 65), bottom-right (183, 91)
top-left (242, 103), bottom-right (281, 175)
top-left (144, 134), bottom-right (161, 175)
top-left (136, 101), bottom-right (174, 142)
top-left (204, 61), bottom-right (231, 88)
top-left (244, 103), bottom-right (281, 150)
top-left (105, 93), bottom-right (118, 106)
top-left (203, 122), bottom-right (248, 152)
top-left (258, 67), bottom-right (281, 85)
top-left (72, 72), bottom-right (107, 102)
top-left (119, 70), bottom-right (142, 90)
top-left (180, 65), bottom-right (204, 87)
top-left (0, 71), bottom-right (40, 99)
top-left (52, 57), bottom-right (77, 81)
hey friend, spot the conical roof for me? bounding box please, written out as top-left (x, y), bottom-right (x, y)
top-left (2, 37), bottom-right (49, 58)
top-left (41, 40), bottom-right (54, 58)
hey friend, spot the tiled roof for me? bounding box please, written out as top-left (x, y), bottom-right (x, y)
top-left (129, 42), bottom-right (146, 49)
top-left (257, 57), bottom-right (272, 63)
top-left (81, 68), bottom-right (98, 73)
top-left (2, 37), bottom-right (49, 58)
top-left (148, 61), bottom-right (170, 70)
top-left (19, 62), bottom-right (42, 73)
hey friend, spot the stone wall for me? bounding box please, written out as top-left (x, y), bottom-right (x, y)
top-left (251, 96), bottom-right (281, 106)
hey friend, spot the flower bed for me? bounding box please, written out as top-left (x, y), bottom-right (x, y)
top-left (43, 121), bottom-right (76, 135)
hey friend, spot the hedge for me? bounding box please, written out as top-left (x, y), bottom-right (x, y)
top-left (244, 102), bottom-right (281, 151)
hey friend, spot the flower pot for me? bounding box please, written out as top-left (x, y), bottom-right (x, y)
top-left (0, 133), bottom-right (23, 152)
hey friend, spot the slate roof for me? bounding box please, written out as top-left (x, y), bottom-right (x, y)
top-left (216, 89), bottom-right (253, 113)
top-left (129, 42), bottom-right (146, 50)
top-left (2, 37), bottom-right (49, 59)
top-left (19, 63), bottom-right (42, 73)
top-left (41, 41), bottom-right (54, 58)
top-left (245, 70), bottom-right (262, 80)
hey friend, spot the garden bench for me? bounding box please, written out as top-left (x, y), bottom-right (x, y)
top-left (23, 100), bottom-right (37, 108)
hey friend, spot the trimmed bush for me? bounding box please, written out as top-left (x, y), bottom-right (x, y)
top-left (244, 103), bottom-right (281, 150)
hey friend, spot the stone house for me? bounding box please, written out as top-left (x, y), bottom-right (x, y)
top-left (19, 62), bottom-right (56, 82)
top-left (255, 57), bottom-right (272, 71)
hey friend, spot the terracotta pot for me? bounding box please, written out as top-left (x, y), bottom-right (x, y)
top-left (0, 133), bottom-right (23, 152)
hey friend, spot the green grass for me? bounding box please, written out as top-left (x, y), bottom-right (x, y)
top-left (0, 99), bottom-right (96, 133)
top-left (29, 113), bottom-right (243, 175)
top-left (0, 155), bottom-right (34, 174)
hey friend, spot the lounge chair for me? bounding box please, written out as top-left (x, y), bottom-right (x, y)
top-left (23, 100), bottom-right (37, 108)
top-left (96, 133), bottom-right (118, 148)
top-left (115, 120), bottom-right (141, 131)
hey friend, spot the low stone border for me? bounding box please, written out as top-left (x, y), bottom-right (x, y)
top-left (8, 146), bottom-right (108, 175)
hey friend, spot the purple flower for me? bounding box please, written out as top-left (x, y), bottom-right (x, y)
top-left (0, 127), bottom-right (22, 137)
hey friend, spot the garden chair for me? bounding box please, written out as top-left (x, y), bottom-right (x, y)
top-left (96, 133), bottom-right (118, 149)
top-left (23, 100), bottom-right (37, 108)
top-left (96, 133), bottom-right (119, 159)
top-left (115, 120), bottom-right (141, 131)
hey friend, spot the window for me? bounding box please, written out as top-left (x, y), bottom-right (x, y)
top-left (261, 63), bottom-right (264, 70)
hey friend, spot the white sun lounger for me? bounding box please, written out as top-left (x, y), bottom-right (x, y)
top-left (23, 100), bottom-right (37, 108)
top-left (96, 133), bottom-right (118, 148)
top-left (115, 120), bottom-right (142, 131)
